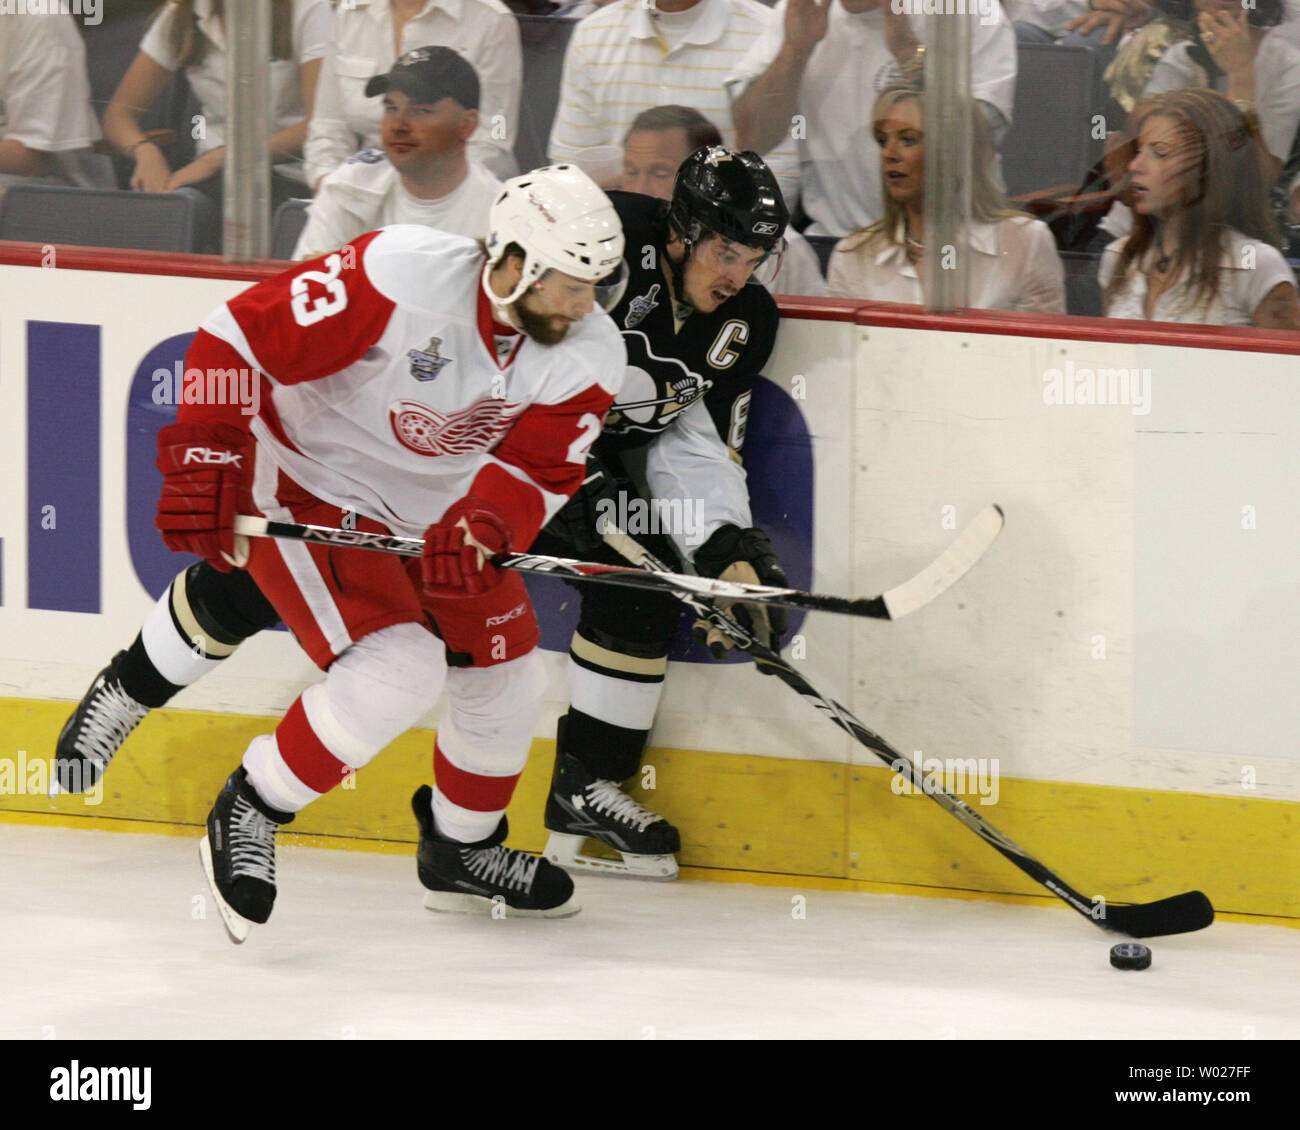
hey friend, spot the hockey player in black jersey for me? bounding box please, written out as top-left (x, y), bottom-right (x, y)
top-left (53, 146), bottom-right (790, 883)
top-left (534, 147), bottom-right (790, 878)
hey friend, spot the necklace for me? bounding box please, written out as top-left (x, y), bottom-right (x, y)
top-left (1152, 226), bottom-right (1173, 273)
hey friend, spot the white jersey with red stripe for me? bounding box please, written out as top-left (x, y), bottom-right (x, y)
top-left (189, 225), bottom-right (626, 544)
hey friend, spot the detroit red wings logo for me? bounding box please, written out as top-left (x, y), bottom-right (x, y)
top-left (389, 399), bottom-right (524, 456)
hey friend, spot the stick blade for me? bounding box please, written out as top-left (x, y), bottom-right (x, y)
top-left (881, 504), bottom-right (1005, 620)
top-left (1105, 890), bottom-right (1215, 938)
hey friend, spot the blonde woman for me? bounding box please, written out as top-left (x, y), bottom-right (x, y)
top-left (103, 0), bottom-right (328, 200)
top-left (1101, 87), bottom-right (1300, 326)
top-left (827, 85), bottom-right (1066, 314)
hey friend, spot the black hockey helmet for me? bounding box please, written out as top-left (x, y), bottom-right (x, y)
top-left (667, 146), bottom-right (790, 254)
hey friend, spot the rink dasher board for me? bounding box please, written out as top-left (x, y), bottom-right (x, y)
top-left (0, 254), bottom-right (1296, 920)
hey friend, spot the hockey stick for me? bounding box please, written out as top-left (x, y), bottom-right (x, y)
top-left (600, 523), bottom-right (1214, 939)
top-left (231, 514), bottom-right (992, 621)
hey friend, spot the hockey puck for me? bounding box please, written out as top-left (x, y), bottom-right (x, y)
top-left (1110, 942), bottom-right (1152, 970)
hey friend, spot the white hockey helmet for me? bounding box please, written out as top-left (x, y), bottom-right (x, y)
top-left (483, 164), bottom-right (628, 312)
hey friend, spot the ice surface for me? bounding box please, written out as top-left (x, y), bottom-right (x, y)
top-left (3, 824), bottom-right (1296, 1040)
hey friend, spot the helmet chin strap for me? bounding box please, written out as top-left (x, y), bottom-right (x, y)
top-left (481, 261), bottom-right (529, 329)
top-left (665, 226), bottom-right (696, 314)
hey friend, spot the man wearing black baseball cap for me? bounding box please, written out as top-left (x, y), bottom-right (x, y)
top-left (363, 45), bottom-right (481, 109)
top-left (295, 47), bottom-right (502, 260)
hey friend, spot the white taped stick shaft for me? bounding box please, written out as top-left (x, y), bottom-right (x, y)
top-left (233, 515), bottom-right (270, 538)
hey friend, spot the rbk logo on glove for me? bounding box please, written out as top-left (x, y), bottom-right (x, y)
top-left (183, 447), bottom-right (244, 467)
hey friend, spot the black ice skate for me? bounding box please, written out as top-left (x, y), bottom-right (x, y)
top-left (544, 753), bottom-right (681, 880)
top-left (411, 785), bottom-right (579, 918)
top-left (51, 652), bottom-right (150, 796)
top-left (198, 767), bottom-right (294, 943)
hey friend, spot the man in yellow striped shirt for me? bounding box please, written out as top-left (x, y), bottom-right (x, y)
top-left (547, 0), bottom-right (801, 207)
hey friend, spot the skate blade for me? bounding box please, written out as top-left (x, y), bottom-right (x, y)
top-left (544, 833), bottom-right (678, 881)
top-left (198, 835), bottom-right (253, 944)
top-left (421, 891), bottom-right (582, 919)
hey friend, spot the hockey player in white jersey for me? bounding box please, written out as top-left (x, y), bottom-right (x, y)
top-left (54, 149), bottom-right (789, 890)
top-left (148, 166), bottom-right (626, 940)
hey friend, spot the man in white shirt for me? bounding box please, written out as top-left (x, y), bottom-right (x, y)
top-left (620, 103), bottom-right (826, 296)
top-left (304, 0), bottom-right (522, 187)
top-left (295, 47), bottom-right (502, 259)
top-left (547, 0), bottom-right (802, 208)
top-left (728, 0), bottom-right (1017, 238)
top-left (0, 11), bottom-right (113, 191)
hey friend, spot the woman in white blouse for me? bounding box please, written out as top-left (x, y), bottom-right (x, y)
top-left (304, 0), bottom-right (522, 190)
top-left (1100, 88), bottom-right (1300, 327)
top-left (826, 85), bottom-right (1066, 314)
top-left (103, 0), bottom-right (328, 201)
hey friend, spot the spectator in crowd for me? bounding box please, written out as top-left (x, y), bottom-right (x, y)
top-left (826, 84), bottom-right (1065, 313)
top-left (1016, 0), bottom-right (1151, 50)
top-left (1144, 0), bottom-right (1296, 181)
top-left (728, 0), bottom-right (1016, 239)
top-left (103, 0), bottom-right (328, 209)
top-left (0, 11), bottom-right (114, 192)
top-left (621, 104), bottom-right (826, 296)
top-left (547, 0), bottom-right (801, 208)
top-left (294, 47), bottom-right (501, 258)
top-left (1095, 0), bottom-right (1299, 248)
top-left (1100, 88), bottom-right (1300, 326)
top-left (1099, 0), bottom-right (1192, 117)
top-left (304, 0), bottom-right (521, 188)
top-left (1010, 0), bottom-right (1155, 136)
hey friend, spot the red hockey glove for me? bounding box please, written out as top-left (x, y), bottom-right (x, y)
top-left (422, 499), bottom-right (513, 598)
top-left (155, 421), bottom-right (252, 573)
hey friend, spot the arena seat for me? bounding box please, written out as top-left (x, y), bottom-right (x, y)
top-left (270, 198), bottom-right (312, 260)
top-left (1002, 43), bottom-right (1099, 197)
top-left (513, 15), bottom-right (579, 174)
top-left (0, 185), bottom-right (201, 253)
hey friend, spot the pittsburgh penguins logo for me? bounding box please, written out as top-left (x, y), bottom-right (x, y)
top-left (605, 332), bottom-right (713, 436)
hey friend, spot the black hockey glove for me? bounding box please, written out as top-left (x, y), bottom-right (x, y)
top-left (691, 524), bottom-right (787, 666)
top-left (545, 453), bottom-right (622, 556)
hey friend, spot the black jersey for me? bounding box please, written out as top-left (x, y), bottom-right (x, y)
top-left (598, 192), bottom-right (780, 463)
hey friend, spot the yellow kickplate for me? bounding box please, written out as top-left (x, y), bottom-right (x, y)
top-left (2, 696), bottom-right (1295, 920)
